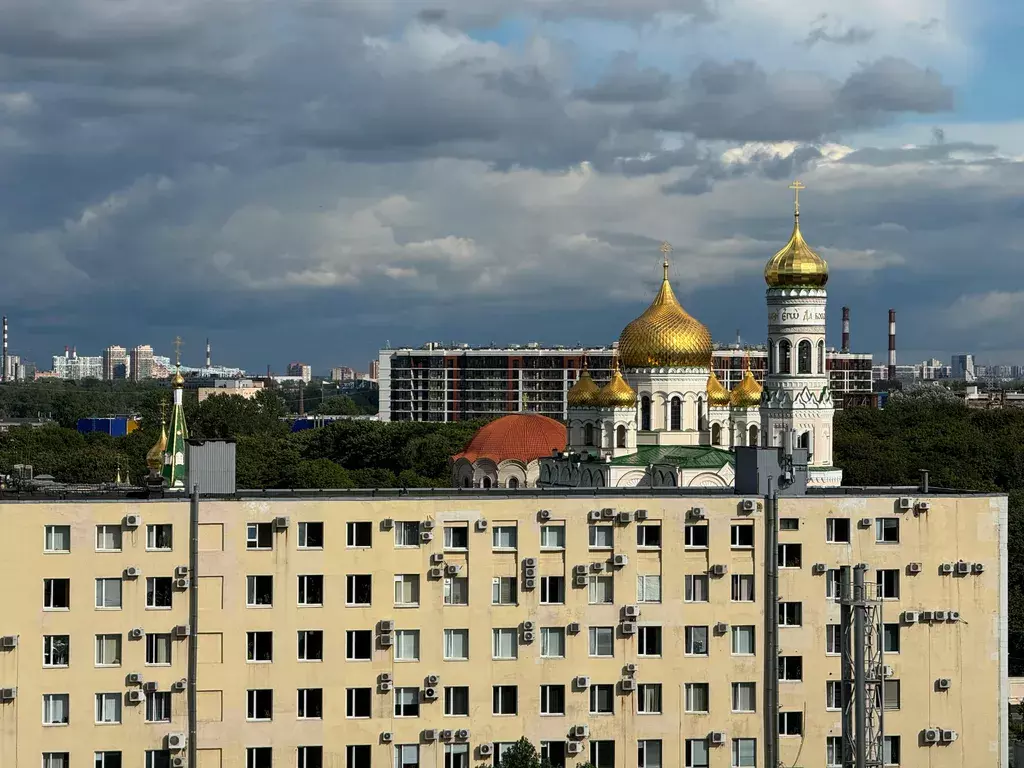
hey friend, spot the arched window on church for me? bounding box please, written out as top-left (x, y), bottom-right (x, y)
top-left (798, 340), bottom-right (812, 374)
top-left (616, 425), bottom-right (626, 448)
top-left (463, 476), bottom-right (471, 488)
top-left (767, 339), bottom-right (774, 374)
top-left (584, 423), bottom-right (594, 446)
top-left (748, 425), bottom-right (759, 447)
top-left (711, 423), bottom-right (722, 445)
top-left (818, 340), bottom-right (825, 374)
top-left (798, 431), bottom-right (811, 449)
top-left (482, 477), bottom-right (492, 489)
top-left (641, 396), bottom-right (651, 431)
top-left (779, 340), bottom-right (791, 374)
top-left (507, 477), bottom-right (519, 489)
top-left (697, 397), bottom-right (705, 430)
top-left (670, 397), bottom-right (681, 431)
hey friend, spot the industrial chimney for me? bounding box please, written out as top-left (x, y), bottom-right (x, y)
top-left (841, 306), bottom-right (850, 354)
top-left (2, 315), bottom-right (7, 383)
top-left (206, 337), bottom-right (212, 369)
top-left (888, 309), bottom-right (897, 381)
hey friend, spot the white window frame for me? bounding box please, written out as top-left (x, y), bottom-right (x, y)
top-left (44, 525), bottom-right (71, 553)
top-left (491, 524), bottom-right (517, 550)
top-left (297, 574), bottom-right (324, 607)
top-left (588, 626), bottom-right (614, 658)
top-left (43, 578), bottom-right (70, 610)
top-left (246, 575), bottom-right (274, 607)
top-left (826, 680), bottom-right (842, 711)
top-left (346, 521), bottom-right (372, 548)
top-left (540, 524), bottom-right (565, 550)
top-left (637, 683), bottom-right (662, 714)
top-left (826, 517), bottom-right (850, 544)
top-left (685, 574), bottom-right (709, 603)
top-left (588, 575), bottom-right (614, 604)
top-left (444, 576), bottom-right (468, 606)
top-left (394, 629), bottom-right (420, 662)
top-left (637, 574), bottom-right (662, 603)
top-left (588, 524), bottom-right (614, 549)
top-left (95, 525), bottom-right (122, 552)
top-left (95, 578), bottom-right (122, 610)
top-left (297, 688), bottom-right (323, 720)
top-left (444, 686), bottom-right (469, 716)
top-left (491, 576), bottom-right (517, 606)
top-left (492, 684), bottom-right (518, 716)
top-left (636, 523), bottom-right (662, 548)
top-left (684, 682), bottom-right (709, 714)
top-left (539, 684), bottom-right (565, 715)
top-left (539, 627), bottom-right (565, 658)
top-left (42, 693), bottom-right (70, 726)
top-left (345, 574), bottom-right (372, 606)
top-left (492, 628), bottom-right (518, 660)
top-left (145, 524), bottom-right (172, 551)
top-left (731, 682), bottom-right (756, 713)
top-left (779, 710), bottom-right (803, 736)
top-left (732, 738), bottom-right (757, 768)
top-left (826, 624), bottom-right (841, 655)
top-left (638, 625), bottom-right (662, 657)
top-left (297, 521), bottom-right (324, 549)
top-left (393, 688), bottom-right (420, 718)
top-left (731, 574), bottom-right (755, 602)
top-left (394, 574), bottom-right (420, 607)
top-left (540, 576), bottom-right (565, 605)
top-left (685, 625), bottom-right (709, 656)
top-left (730, 523), bottom-right (754, 549)
top-left (731, 625), bottom-right (755, 656)
top-left (395, 521), bottom-right (420, 547)
top-left (246, 522), bottom-right (273, 550)
top-left (43, 635), bottom-right (70, 668)
top-left (443, 628), bottom-right (469, 661)
top-left (875, 517), bottom-right (899, 544)
top-left (443, 524), bottom-right (469, 551)
top-left (94, 693), bottom-right (122, 724)
top-left (297, 630), bottom-right (323, 662)
top-left (778, 542), bottom-right (802, 568)
top-left (876, 569), bottom-right (900, 600)
top-left (684, 524), bottom-right (709, 549)
top-left (145, 576), bottom-right (172, 609)
top-left (95, 634), bottom-right (121, 667)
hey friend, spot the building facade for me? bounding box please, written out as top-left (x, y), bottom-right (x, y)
top-left (104, 346), bottom-right (129, 381)
top-left (0, 487), bottom-right (1008, 768)
top-left (131, 346), bottom-right (156, 382)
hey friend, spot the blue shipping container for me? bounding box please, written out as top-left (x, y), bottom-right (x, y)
top-left (77, 417), bottom-right (129, 437)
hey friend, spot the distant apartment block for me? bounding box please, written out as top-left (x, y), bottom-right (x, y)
top-left (288, 362), bottom-right (312, 383)
top-left (331, 366), bottom-right (356, 382)
top-left (130, 345), bottom-right (156, 382)
top-left (103, 346), bottom-right (129, 380)
top-left (51, 349), bottom-right (102, 381)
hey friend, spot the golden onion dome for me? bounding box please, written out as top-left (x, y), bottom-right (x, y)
top-left (706, 369), bottom-right (731, 407)
top-left (730, 367), bottom-right (763, 408)
top-left (171, 370), bottom-right (185, 387)
top-left (567, 366), bottom-right (601, 407)
top-left (764, 181), bottom-right (828, 288)
top-left (618, 248), bottom-right (713, 369)
top-left (146, 420), bottom-right (168, 472)
top-left (593, 362), bottom-right (637, 408)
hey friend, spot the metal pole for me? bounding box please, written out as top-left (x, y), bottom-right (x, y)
top-left (840, 566), bottom-right (854, 767)
top-left (764, 485), bottom-right (779, 768)
top-left (853, 566), bottom-right (867, 768)
top-left (188, 485), bottom-right (199, 767)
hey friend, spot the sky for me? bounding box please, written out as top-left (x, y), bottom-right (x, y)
top-left (2, 0), bottom-right (1024, 374)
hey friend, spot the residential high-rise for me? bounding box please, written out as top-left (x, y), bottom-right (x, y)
top-left (51, 348), bottom-right (103, 380)
top-left (287, 362), bottom-right (312, 383)
top-left (102, 346), bottom-right (128, 380)
top-left (369, 359), bottom-right (380, 381)
top-left (952, 354), bottom-right (976, 382)
top-left (130, 345), bottom-right (155, 381)
top-left (331, 366), bottom-right (356, 382)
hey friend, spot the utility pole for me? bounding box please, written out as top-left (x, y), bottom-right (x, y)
top-left (764, 484), bottom-right (779, 768)
top-left (841, 564), bottom-right (885, 767)
top-left (187, 485), bottom-right (199, 768)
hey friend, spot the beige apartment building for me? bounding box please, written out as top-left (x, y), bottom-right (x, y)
top-left (0, 489), bottom-right (1008, 768)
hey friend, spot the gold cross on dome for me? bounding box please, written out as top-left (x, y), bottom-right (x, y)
top-left (660, 242), bottom-right (672, 279)
top-left (789, 180), bottom-right (806, 214)
top-left (173, 336), bottom-right (183, 366)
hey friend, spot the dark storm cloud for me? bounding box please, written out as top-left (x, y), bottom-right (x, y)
top-left (662, 144), bottom-right (824, 195)
top-left (574, 55), bottom-right (672, 103)
top-left (805, 25), bottom-right (876, 47)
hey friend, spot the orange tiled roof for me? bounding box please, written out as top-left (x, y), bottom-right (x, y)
top-left (454, 413), bottom-right (566, 464)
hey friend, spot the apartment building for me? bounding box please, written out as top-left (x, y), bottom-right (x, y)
top-left (0, 486), bottom-right (1007, 768)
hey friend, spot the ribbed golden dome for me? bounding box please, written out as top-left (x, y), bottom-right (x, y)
top-left (593, 362), bottom-right (637, 408)
top-left (567, 366), bottom-right (601, 408)
top-left (171, 370), bottom-right (185, 387)
top-left (618, 253), bottom-right (713, 369)
top-left (146, 420), bottom-right (168, 472)
top-left (730, 368), bottom-right (763, 408)
top-left (765, 183), bottom-right (828, 288)
top-left (706, 369), bottom-right (731, 407)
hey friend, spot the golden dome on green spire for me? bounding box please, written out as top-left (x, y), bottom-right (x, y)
top-left (146, 420), bottom-right (168, 472)
top-left (730, 358), bottom-right (763, 408)
top-left (593, 359), bottom-right (637, 408)
top-left (567, 364), bottom-right (601, 407)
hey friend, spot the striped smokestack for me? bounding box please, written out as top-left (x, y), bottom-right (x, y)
top-left (206, 337), bottom-right (211, 368)
top-left (841, 306), bottom-right (850, 353)
top-left (2, 316), bottom-right (7, 383)
top-left (888, 308), bottom-right (897, 380)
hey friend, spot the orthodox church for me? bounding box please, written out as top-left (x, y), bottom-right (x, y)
top-left (146, 348), bottom-right (190, 488)
top-left (454, 182), bottom-right (842, 489)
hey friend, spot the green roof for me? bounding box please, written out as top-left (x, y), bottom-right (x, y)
top-left (608, 445), bottom-right (735, 470)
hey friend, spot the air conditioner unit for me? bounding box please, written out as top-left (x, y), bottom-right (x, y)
top-left (857, 518), bottom-right (872, 529)
top-left (567, 743), bottom-right (583, 755)
top-left (440, 729), bottom-right (454, 741)
top-left (422, 729), bottom-right (439, 742)
top-left (522, 630), bottom-right (535, 643)
top-left (601, 508), bottom-right (615, 519)
top-left (588, 510), bottom-right (602, 522)
top-left (124, 566), bottom-right (141, 578)
top-left (127, 672), bottom-right (144, 685)
top-left (812, 563), bottom-right (827, 574)
top-left (524, 567), bottom-right (537, 579)
top-left (881, 665), bottom-right (894, 678)
top-left (956, 561), bottom-right (971, 575)
top-left (908, 562), bottom-right (922, 575)
top-left (425, 674), bottom-right (440, 686)
top-left (940, 730), bottom-right (958, 743)
top-left (972, 562), bottom-right (985, 574)
top-left (524, 578), bottom-right (536, 590)
top-left (479, 744), bottom-right (494, 757)
top-left (567, 622), bottom-right (581, 634)
top-left (617, 511), bottom-right (631, 524)
top-left (573, 564), bottom-right (588, 576)
top-left (635, 509), bottom-right (648, 521)
top-left (522, 620), bottom-right (535, 632)
top-left (124, 514), bottom-right (142, 528)
top-left (539, 510), bottom-right (552, 521)
top-left (379, 681), bottom-right (393, 692)
top-left (174, 565), bottom-right (190, 579)
top-left (428, 567), bottom-right (443, 579)
top-left (709, 731), bottom-right (727, 746)
top-left (623, 605), bottom-right (640, 619)
top-left (380, 672), bottom-right (393, 684)
top-left (571, 724), bottom-right (589, 739)
top-left (923, 728), bottom-right (940, 744)
top-left (424, 687), bottom-right (439, 700)
top-left (445, 564), bottom-right (461, 576)
top-left (175, 578), bottom-right (190, 590)
top-left (273, 516), bottom-right (289, 530)
top-left (421, 531), bottom-right (434, 542)
top-left (937, 678), bottom-right (951, 690)
top-left (714, 621), bottom-right (729, 634)
top-left (612, 554), bottom-right (628, 567)
top-left (591, 562), bottom-right (606, 574)
top-left (166, 733), bottom-right (186, 751)
top-left (574, 575), bottom-right (588, 587)
top-left (621, 622), bottom-right (637, 635)
top-left (171, 757), bottom-right (186, 768)
top-left (624, 663), bottom-right (638, 676)
top-left (620, 677), bottom-right (636, 692)
top-left (933, 610), bottom-right (948, 622)
top-left (129, 628), bottom-right (145, 640)
top-left (172, 679), bottom-right (187, 692)
top-left (380, 635), bottom-right (393, 648)
top-left (430, 553), bottom-right (444, 564)
top-left (127, 690), bottom-right (145, 704)
top-left (422, 520), bottom-right (436, 531)
top-left (379, 619), bottom-right (394, 632)
top-left (920, 611), bottom-right (934, 622)
top-left (574, 676), bottom-right (590, 689)
top-left (915, 500), bottom-right (931, 513)
top-left (690, 506), bottom-right (706, 520)
top-left (948, 611), bottom-right (960, 622)
top-left (710, 564), bottom-right (727, 576)
top-left (1, 636), bottom-right (17, 649)
top-left (741, 499), bottom-right (757, 513)
top-left (381, 732), bottom-right (393, 744)
top-left (475, 519), bottom-right (488, 531)
top-left (902, 611), bottom-right (919, 624)
top-left (939, 563), bottom-right (953, 575)
top-left (381, 518), bottom-right (394, 530)
top-left (143, 681), bottom-right (158, 692)
top-left (455, 729), bottom-right (470, 740)
top-left (898, 497), bottom-right (913, 511)
top-left (0, 687), bottom-right (16, 701)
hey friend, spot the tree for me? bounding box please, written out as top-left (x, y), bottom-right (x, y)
top-left (316, 395), bottom-right (360, 416)
top-left (294, 459), bottom-right (352, 489)
top-left (495, 738), bottom-right (552, 768)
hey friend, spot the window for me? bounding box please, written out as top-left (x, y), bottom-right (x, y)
top-left (670, 396), bottom-right (682, 430)
top-left (732, 738), bottom-right (756, 768)
top-left (638, 626), bottom-right (662, 656)
top-left (540, 627), bottom-right (565, 658)
top-left (732, 682), bottom-right (756, 712)
top-left (883, 623), bottom-right (900, 653)
top-left (445, 743), bottom-right (470, 768)
top-left (492, 525), bottom-right (517, 549)
top-left (779, 656), bottom-right (803, 681)
top-left (146, 577), bottom-right (172, 609)
top-left (731, 574), bottom-right (754, 602)
top-left (246, 748), bottom-right (271, 768)
top-left (95, 578), bottom-right (122, 609)
top-left (711, 422), bottom-right (722, 445)
top-left (589, 626), bottom-right (614, 657)
top-left (778, 339), bottom-right (791, 374)
top-left (443, 525), bottom-right (468, 550)
top-left (637, 574), bottom-right (661, 603)
top-left (685, 683), bottom-right (709, 713)
top-left (43, 578), bottom-right (70, 609)
top-left (45, 525), bottom-right (71, 553)
top-left (818, 340), bottom-right (825, 373)
top-left (95, 752), bottom-right (122, 768)
top-left (146, 524), bottom-right (172, 550)
top-left (43, 635), bottom-right (70, 667)
top-left (875, 518), bottom-right (899, 543)
top-left (685, 575), bottom-right (709, 602)
top-left (641, 396), bottom-right (651, 430)
top-left (588, 575), bottom-right (613, 604)
top-left (540, 684), bottom-right (564, 715)
top-left (146, 692), bottom-right (171, 723)
top-left (779, 602), bottom-right (802, 626)
top-left (616, 424), bottom-right (627, 448)
top-left (883, 736), bottom-right (900, 766)
top-left (590, 740), bottom-right (615, 768)
top-left (395, 521), bottom-right (420, 547)
top-left (298, 521), bottom-right (324, 549)
top-left (540, 576), bottom-right (565, 604)
top-left (347, 521), bottom-right (372, 547)
top-left (43, 754), bottom-right (69, 768)
top-left (95, 634), bottom-right (121, 666)
top-left (247, 689), bottom-right (273, 720)
top-left (882, 679), bottom-right (900, 710)
top-left (298, 630), bottom-right (323, 661)
top-left (778, 543), bottom-right (802, 568)
top-left (96, 525), bottom-right (122, 551)
top-left (394, 687), bottom-right (419, 717)
top-left (685, 739), bottom-right (709, 768)
top-left (827, 737), bottom-right (842, 768)
top-left (685, 524), bottom-right (708, 548)
top-left (345, 630), bottom-right (371, 661)
top-left (731, 524), bottom-right (754, 548)
top-left (589, 684), bottom-right (614, 714)
top-left (731, 625), bottom-right (755, 655)
top-left (779, 711), bottom-right (803, 735)
top-left (826, 518), bottom-right (850, 543)
top-left (146, 633), bottom-right (171, 665)
top-left (346, 687), bottom-right (371, 718)
top-left (247, 631), bottom-right (273, 662)
top-left (638, 683), bottom-right (662, 714)
top-left (491, 577), bottom-right (517, 605)
top-left (780, 518), bottom-right (799, 531)
top-left (444, 686), bottom-right (469, 716)
top-left (685, 626), bottom-right (709, 656)
top-left (639, 740), bottom-right (662, 768)
top-left (444, 577), bottom-right (468, 605)
top-left (298, 575), bottom-right (324, 606)
top-left (395, 629), bottom-right (420, 661)
top-left (43, 693), bottom-right (69, 725)
top-left (298, 747), bottom-right (323, 768)
top-left (443, 629), bottom-right (469, 660)
top-left (798, 339), bottom-right (812, 373)
top-left (826, 624), bottom-right (841, 655)
top-left (636, 523), bottom-right (661, 548)
top-left (246, 523), bottom-right (273, 550)
top-left (584, 422), bottom-right (595, 446)
top-left (346, 575), bottom-right (371, 606)
top-left (877, 569), bottom-right (900, 599)
top-left (246, 575), bottom-right (273, 607)
top-left (826, 680), bottom-right (842, 710)
top-left (826, 569), bottom-right (841, 601)
top-left (394, 575), bottom-right (420, 606)
top-left (589, 525), bottom-right (613, 549)
top-left (492, 628), bottom-right (518, 659)
top-left (492, 685), bottom-right (517, 715)
top-left (540, 524), bottom-right (565, 549)
top-left (297, 688), bottom-right (322, 719)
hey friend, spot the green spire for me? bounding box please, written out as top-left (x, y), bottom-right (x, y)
top-left (162, 337), bottom-right (189, 488)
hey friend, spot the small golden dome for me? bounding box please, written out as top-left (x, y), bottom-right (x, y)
top-left (618, 250), bottom-right (713, 369)
top-left (593, 362), bottom-right (637, 408)
top-left (171, 370), bottom-right (185, 387)
top-left (730, 368), bottom-right (763, 408)
top-left (567, 366), bottom-right (601, 408)
top-left (706, 369), bottom-right (731, 407)
top-left (146, 420), bottom-right (168, 472)
top-left (765, 182), bottom-right (828, 288)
